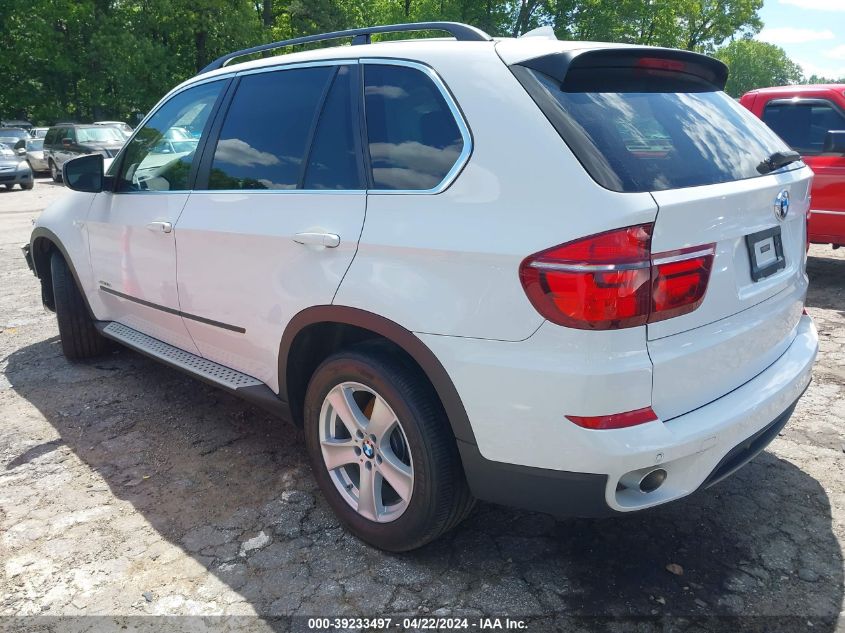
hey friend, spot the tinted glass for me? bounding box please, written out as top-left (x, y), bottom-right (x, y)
top-left (115, 81), bottom-right (223, 191)
top-left (519, 68), bottom-right (794, 192)
top-left (763, 100), bottom-right (845, 154)
top-left (303, 65), bottom-right (363, 190)
top-left (208, 67), bottom-right (333, 190)
top-left (364, 64), bottom-right (464, 190)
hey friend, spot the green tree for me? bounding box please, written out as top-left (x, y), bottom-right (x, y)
top-left (715, 38), bottom-right (804, 97)
top-left (0, 0), bottom-right (773, 124)
top-left (807, 73), bottom-right (845, 84)
top-left (545, 0), bottom-right (762, 50)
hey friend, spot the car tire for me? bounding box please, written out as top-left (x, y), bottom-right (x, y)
top-left (3, 184), bottom-right (12, 190)
top-left (49, 160), bottom-right (62, 183)
top-left (304, 344), bottom-right (474, 552)
top-left (51, 251), bottom-right (107, 360)
top-left (21, 182), bottom-right (33, 190)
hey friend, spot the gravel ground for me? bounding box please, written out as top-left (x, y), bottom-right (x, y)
top-left (0, 180), bottom-right (843, 633)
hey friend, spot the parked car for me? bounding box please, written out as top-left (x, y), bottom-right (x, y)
top-left (94, 120), bottom-right (133, 139)
top-left (0, 127), bottom-right (31, 147)
top-left (740, 84), bottom-right (845, 248)
top-left (15, 137), bottom-right (48, 173)
top-left (23, 22), bottom-right (818, 551)
top-left (0, 142), bottom-right (33, 190)
top-left (30, 127), bottom-right (49, 139)
top-left (43, 124), bottom-right (125, 182)
top-left (0, 119), bottom-right (32, 131)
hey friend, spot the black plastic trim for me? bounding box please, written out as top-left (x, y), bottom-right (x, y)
top-left (29, 227), bottom-right (96, 319)
top-left (199, 22), bottom-right (492, 75)
top-left (99, 286), bottom-right (246, 333)
top-left (702, 399), bottom-right (799, 489)
top-left (278, 305), bottom-right (477, 445)
top-left (457, 440), bottom-right (614, 518)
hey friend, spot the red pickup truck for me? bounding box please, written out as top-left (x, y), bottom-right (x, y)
top-left (740, 85), bottom-right (845, 248)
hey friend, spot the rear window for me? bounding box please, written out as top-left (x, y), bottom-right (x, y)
top-left (515, 65), bottom-right (795, 193)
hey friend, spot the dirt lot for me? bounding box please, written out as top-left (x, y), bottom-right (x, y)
top-left (0, 179), bottom-right (843, 633)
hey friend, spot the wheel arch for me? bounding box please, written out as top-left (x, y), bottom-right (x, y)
top-left (30, 227), bottom-right (95, 318)
top-left (278, 306), bottom-right (477, 446)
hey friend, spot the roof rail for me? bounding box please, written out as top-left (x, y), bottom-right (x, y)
top-left (198, 21), bottom-right (492, 75)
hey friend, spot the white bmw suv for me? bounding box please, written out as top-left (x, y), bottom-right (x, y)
top-left (23, 22), bottom-right (818, 551)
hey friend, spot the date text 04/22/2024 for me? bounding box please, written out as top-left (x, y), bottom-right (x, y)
top-left (306, 617), bottom-right (529, 630)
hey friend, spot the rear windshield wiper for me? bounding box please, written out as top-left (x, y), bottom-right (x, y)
top-left (757, 150), bottom-right (801, 175)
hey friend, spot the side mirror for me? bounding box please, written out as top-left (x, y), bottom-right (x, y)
top-left (823, 130), bottom-right (845, 154)
top-left (61, 137), bottom-right (72, 147)
top-left (64, 154), bottom-right (104, 193)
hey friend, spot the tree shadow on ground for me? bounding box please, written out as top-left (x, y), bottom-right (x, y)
top-left (807, 253), bottom-right (845, 315)
top-left (6, 339), bottom-right (842, 632)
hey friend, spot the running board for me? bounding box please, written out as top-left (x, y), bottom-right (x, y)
top-left (97, 321), bottom-right (290, 420)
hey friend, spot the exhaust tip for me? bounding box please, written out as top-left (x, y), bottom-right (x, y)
top-left (639, 468), bottom-right (667, 493)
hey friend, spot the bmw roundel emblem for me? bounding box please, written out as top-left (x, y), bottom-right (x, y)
top-left (774, 190), bottom-right (790, 221)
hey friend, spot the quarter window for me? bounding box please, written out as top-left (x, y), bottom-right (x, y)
top-left (208, 67), bottom-right (334, 190)
top-left (762, 100), bottom-right (845, 154)
top-left (115, 81), bottom-right (224, 192)
top-left (364, 64), bottom-right (465, 191)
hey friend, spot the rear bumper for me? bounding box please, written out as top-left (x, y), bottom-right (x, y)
top-left (448, 315), bottom-right (817, 517)
top-left (0, 169), bottom-right (32, 186)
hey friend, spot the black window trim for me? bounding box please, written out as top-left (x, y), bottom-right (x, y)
top-left (762, 96), bottom-right (845, 156)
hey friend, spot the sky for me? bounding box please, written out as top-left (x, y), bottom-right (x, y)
top-left (756, 0), bottom-right (845, 79)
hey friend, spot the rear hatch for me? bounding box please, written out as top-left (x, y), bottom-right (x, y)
top-left (507, 43), bottom-right (812, 420)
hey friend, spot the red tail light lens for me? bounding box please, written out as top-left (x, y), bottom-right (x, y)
top-left (650, 245), bottom-right (715, 323)
top-left (519, 224), bottom-right (653, 330)
top-left (519, 225), bottom-right (715, 330)
top-left (566, 406), bottom-right (658, 430)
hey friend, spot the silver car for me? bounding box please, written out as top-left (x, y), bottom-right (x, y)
top-left (0, 143), bottom-right (33, 190)
top-left (21, 137), bottom-right (48, 173)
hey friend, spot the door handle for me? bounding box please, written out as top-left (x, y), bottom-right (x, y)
top-left (146, 221), bottom-right (173, 234)
top-left (293, 232), bottom-right (340, 248)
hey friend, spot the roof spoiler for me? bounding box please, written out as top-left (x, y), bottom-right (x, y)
top-left (519, 47), bottom-right (729, 91)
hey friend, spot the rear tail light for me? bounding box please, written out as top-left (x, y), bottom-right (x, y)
top-left (650, 246), bottom-right (716, 323)
top-left (519, 224), bottom-right (715, 330)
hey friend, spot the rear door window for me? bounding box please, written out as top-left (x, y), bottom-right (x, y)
top-left (762, 99), bottom-right (845, 154)
top-left (207, 66), bottom-right (334, 190)
top-left (363, 63), bottom-right (465, 191)
top-left (515, 65), bottom-right (794, 193)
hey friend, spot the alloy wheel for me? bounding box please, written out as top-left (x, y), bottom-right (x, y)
top-left (318, 382), bottom-right (414, 523)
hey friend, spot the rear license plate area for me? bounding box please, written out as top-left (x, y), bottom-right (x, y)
top-left (745, 226), bottom-right (785, 282)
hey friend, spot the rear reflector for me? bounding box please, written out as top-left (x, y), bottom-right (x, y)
top-left (519, 225), bottom-right (715, 330)
top-left (566, 407), bottom-right (658, 430)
